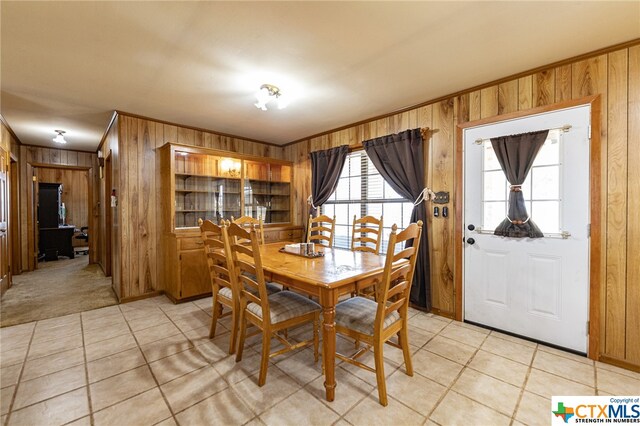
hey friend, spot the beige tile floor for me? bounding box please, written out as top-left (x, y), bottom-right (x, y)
top-left (1, 295), bottom-right (638, 426)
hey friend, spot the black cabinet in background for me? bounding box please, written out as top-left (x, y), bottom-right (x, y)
top-left (38, 183), bottom-right (62, 228)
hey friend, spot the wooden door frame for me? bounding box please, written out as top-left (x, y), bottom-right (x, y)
top-left (9, 154), bottom-right (20, 277)
top-left (0, 147), bottom-right (10, 296)
top-left (104, 152), bottom-right (112, 277)
top-left (28, 163), bottom-right (94, 267)
top-left (454, 95), bottom-right (602, 360)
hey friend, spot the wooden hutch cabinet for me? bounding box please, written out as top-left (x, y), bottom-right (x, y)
top-left (159, 143), bottom-right (302, 302)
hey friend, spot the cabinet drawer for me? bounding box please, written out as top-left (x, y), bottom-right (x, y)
top-left (263, 230), bottom-right (280, 243)
top-left (179, 237), bottom-right (205, 250)
top-left (279, 229), bottom-right (302, 241)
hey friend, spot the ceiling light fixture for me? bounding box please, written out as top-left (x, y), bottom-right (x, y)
top-left (53, 130), bottom-right (67, 144)
top-left (254, 84), bottom-right (288, 111)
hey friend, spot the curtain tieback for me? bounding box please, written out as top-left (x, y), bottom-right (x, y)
top-left (413, 188), bottom-right (435, 206)
top-left (307, 195), bottom-right (317, 209)
top-left (506, 215), bottom-right (530, 225)
top-left (509, 185), bottom-right (522, 192)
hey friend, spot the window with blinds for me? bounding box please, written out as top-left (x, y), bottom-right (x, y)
top-left (320, 150), bottom-right (414, 254)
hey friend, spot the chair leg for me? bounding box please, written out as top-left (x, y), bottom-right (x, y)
top-left (313, 314), bottom-right (319, 362)
top-left (258, 328), bottom-right (271, 387)
top-left (399, 325), bottom-right (413, 376)
top-left (373, 339), bottom-right (388, 406)
top-left (209, 293), bottom-right (220, 339)
top-left (228, 305), bottom-right (238, 355)
top-left (235, 308), bottom-right (247, 362)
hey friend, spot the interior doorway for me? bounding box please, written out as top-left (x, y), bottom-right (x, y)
top-left (0, 163), bottom-right (117, 326)
top-left (33, 166), bottom-right (92, 265)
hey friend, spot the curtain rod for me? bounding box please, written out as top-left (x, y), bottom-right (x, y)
top-left (473, 124), bottom-right (571, 145)
top-left (347, 127), bottom-right (431, 152)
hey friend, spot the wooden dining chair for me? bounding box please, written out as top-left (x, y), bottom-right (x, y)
top-left (229, 222), bottom-right (321, 386)
top-left (201, 219), bottom-right (280, 354)
top-left (351, 215), bottom-right (383, 254)
top-left (351, 215), bottom-right (384, 299)
top-left (231, 215), bottom-right (265, 245)
top-left (200, 220), bottom-right (239, 353)
top-left (334, 220), bottom-right (423, 406)
top-left (307, 214), bottom-right (335, 247)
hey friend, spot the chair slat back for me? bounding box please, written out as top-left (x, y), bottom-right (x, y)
top-left (200, 220), bottom-right (236, 298)
top-left (231, 215), bottom-right (265, 245)
top-left (307, 214), bottom-right (335, 247)
top-left (351, 215), bottom-right (383, 254)
top-left (374, 221), bottom-right (423, 335)
top-left (227, 222), bottom-right (270, 318)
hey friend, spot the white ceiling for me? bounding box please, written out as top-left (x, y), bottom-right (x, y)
top-left (2, 1), bottom-right (639, 151)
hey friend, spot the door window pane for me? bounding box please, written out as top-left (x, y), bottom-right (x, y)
top-left (483, 141), bottom-right (502, 170)
top-left (531, 166), bottom-right (560, 199)
top-left (484, 171), bottom-right (507, 201)
top-left (483, 201), bottom-right (506, 230)
top-left (531, 201), bottom-right (560, 233)
top-left (533, 131), bottom-right (560, 166)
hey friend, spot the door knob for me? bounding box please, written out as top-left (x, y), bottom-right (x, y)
top-left (467, 224), bottom-right (475, 231)
top-left (467, 237), bottom-right (476, 245)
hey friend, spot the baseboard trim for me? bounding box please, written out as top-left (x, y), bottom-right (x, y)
top-left (119, 291), bottom-right (163, 304)
top-left (598, 355), bottom-right (640, 373)
top-left (429, 307), bottom-right (455, 319)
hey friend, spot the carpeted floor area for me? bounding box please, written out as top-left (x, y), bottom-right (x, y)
top-left (0, 256), bottom-right (118, 327)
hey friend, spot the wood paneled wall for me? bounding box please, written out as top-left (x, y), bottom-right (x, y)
top-left (100, 113), bottom-right (284, 301)
top-left (35, 168), bottom-right (89, 229)
top-left (17, 146), bottom-right (97, 271)
top-left (284, 44), bottom-right (640, 368)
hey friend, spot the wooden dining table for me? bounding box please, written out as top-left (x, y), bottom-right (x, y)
top-left (258, 242), bottom-right (395, 402)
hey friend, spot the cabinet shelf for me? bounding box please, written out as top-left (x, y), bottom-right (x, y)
top-left (176, 190), bottom-right (241, 194)
top-left (246, 192), bottom-right (290, 196)
top-left (248, 179), bottom-right (291, 184)
top-left (176, 173), bottom-right (240, 180)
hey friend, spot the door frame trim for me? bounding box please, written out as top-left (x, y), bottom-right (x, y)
top-left (454, 95), bottom-right (602, 360)
top-left (28, 163), bottom-right (95, 268)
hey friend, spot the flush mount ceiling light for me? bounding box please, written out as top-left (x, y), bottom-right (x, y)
top-left (53, 130), bottom-right (67, 144)
top-left (254, 83), bottom-right (288, 111)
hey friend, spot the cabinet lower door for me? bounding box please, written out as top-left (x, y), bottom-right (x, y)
top-left (179, 249), bottom-right (211, 299)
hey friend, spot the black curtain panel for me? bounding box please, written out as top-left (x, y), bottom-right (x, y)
top-left (308, 145), bottom-right (349, 218)
top-left (363, 128), bottom-right (431, 310)
top-left (490, 129), bottom-right (549, 238)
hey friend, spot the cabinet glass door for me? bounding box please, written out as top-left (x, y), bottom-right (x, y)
top-left (174, 149), bottom-right (241, 228)
top-left (244, 161), bottom-right (291, 224)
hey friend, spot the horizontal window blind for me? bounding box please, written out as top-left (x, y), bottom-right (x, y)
top-left (321, 151), bottom-right (413, 254)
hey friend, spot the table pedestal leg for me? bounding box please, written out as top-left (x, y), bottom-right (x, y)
top-left (321, 303), bottom-right (336, 401)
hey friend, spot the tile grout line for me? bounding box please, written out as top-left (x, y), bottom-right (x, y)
top-left (509, 343), bottom-right (539, 425)
top-left (423, 327), bottom-right (500, 422)
top-left (594, 357), bottom-right (599, 395)
top-left (162, 300), bottom-right (269, 422)
top-left (78, 313), bottom-right (95, 426)
top-left (118, 301), bottom-right (181, 425)
top-left (428, 326), bottom-right (532, 422)
top-left (334, 315), bottom-right (449, 425)
top-left (3, 322), bottom-right (37, 426)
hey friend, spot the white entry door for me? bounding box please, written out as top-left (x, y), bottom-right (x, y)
top-left (463, 105), bottom-right (591, 353)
